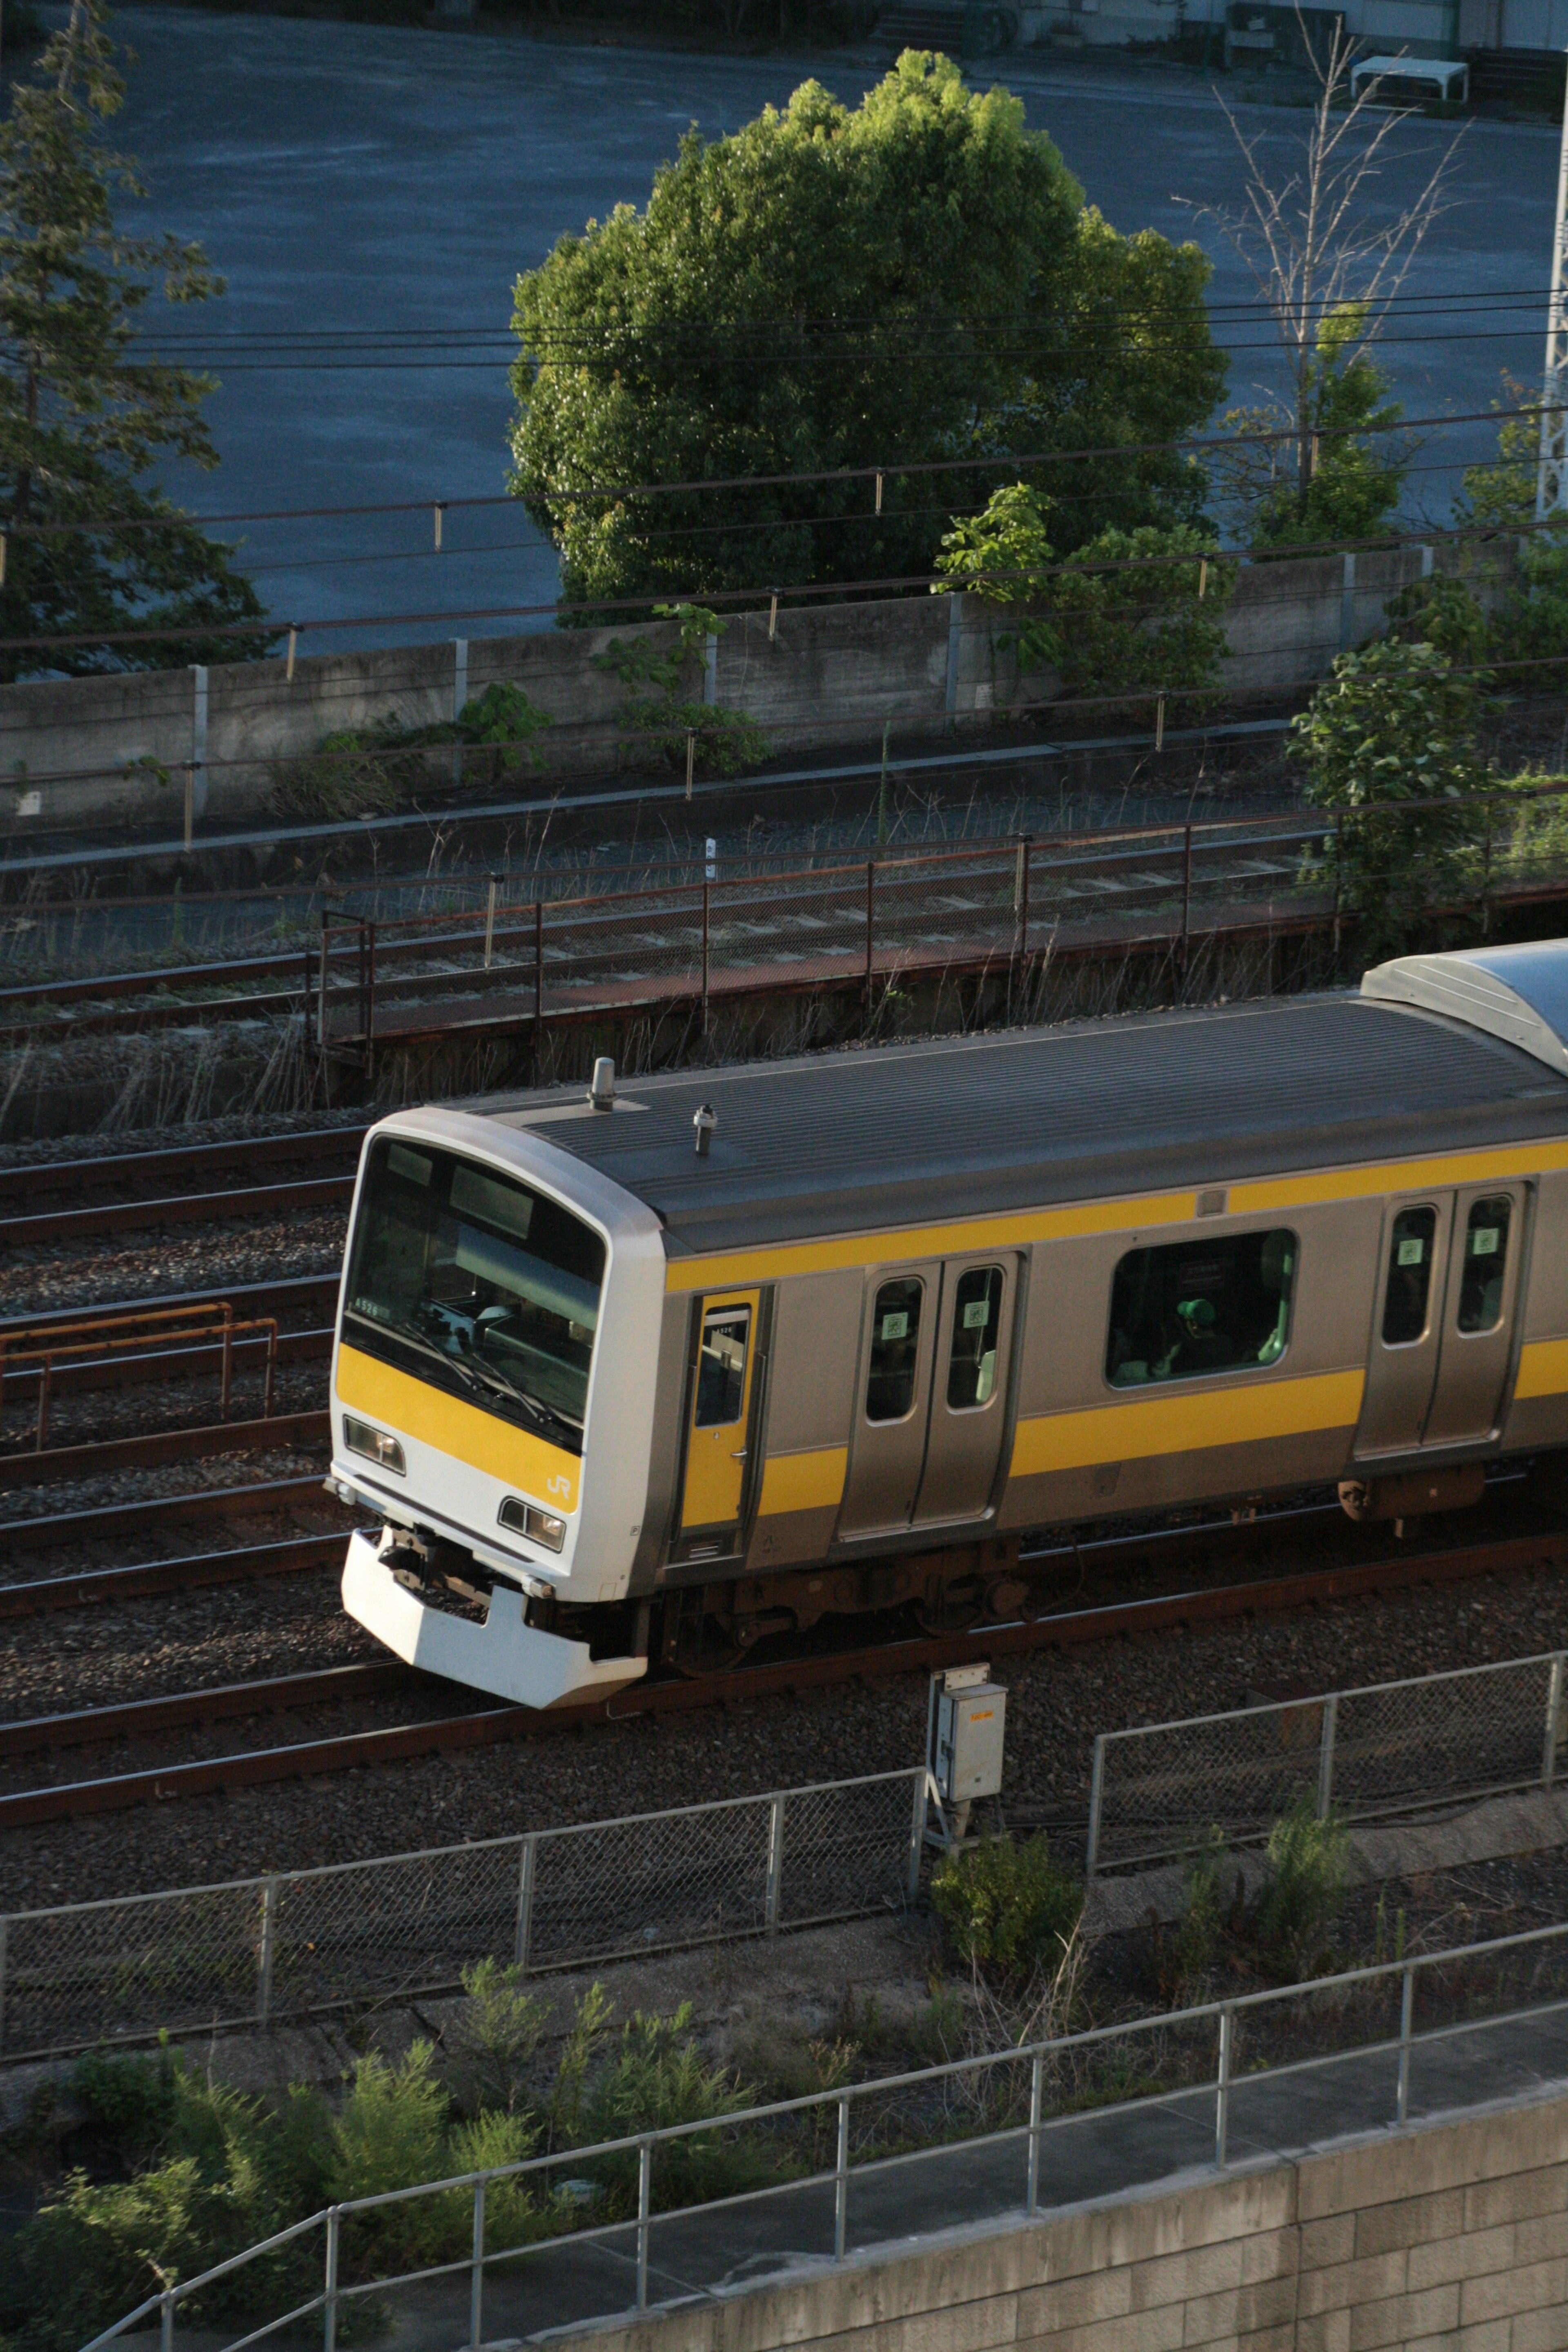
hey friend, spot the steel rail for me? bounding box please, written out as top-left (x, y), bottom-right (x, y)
top-left (0, 1528), bottom-right (352, 1619)
top-left (4, 1517), bottom-right (1562, 1833)
top-left (4, 1175), bottom-right (356, 1250)
top-left (0, 1126), bottom-right (367, 1209)
top-left (0, 1657), bottom-right (419, 1760)
top-left (0, 1272), bottom-right (341, 1339)
top-left (0, 1408), bottom-right (330, 1488)
top-left (0, 1473), bottom-right (338, 1553)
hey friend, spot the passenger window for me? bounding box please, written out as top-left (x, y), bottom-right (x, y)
top-left (694, 1307), bottom-right (750, 1427)
top-left (1382, 1207), bottom-right (1437, 1346)
top-left (1106, 1229), bottom-right (1296, 1387)
top-left (948, 1267), bottom-right (1003, 1410)
top-left (1457, 1197), bottom-right (1511, 1335)
top-left (866, 1277), bottom-right (924, 1423)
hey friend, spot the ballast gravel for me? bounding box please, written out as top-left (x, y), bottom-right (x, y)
top-left (1, 1555), bottom-right (1564, 1917)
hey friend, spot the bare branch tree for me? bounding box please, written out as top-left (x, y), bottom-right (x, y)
top-left (1185, 15), bottom-right (1466, 530)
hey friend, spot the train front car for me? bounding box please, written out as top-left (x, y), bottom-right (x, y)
top-left (328, 1107), bottom-right (666, 1706)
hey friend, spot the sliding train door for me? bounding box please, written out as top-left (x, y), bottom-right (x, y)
top-left (677, 1288), bottom-right (762, 1557)
top-left (1355, 1186), bottom-right (1525, 1458)
top-left (837, 1255), bottom-right (1018, 1538)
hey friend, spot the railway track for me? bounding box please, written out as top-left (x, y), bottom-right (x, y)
top-left (0, 1471), bottom-right (339, 1555)
top-left (4, 1507), bottom-right (1562, 1834)
top-left (0, 1407), bottom-right (330, 1487)
top-left (0, 1126), bottom-right (365, 1209)
top-left (0, 1526), bottom-right (355, 1619)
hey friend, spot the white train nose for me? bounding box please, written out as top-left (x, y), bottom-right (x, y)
top-left (341, 1530), bottom-right (648, 1710)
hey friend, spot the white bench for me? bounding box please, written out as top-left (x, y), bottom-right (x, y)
top-left (1350, 53), bottom-right (1470, 104)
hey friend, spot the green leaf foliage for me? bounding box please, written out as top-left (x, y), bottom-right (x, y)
top-left (0, 0), bottom-right (272, 678)
top-left (581, 2004), bottom-right (762, 2207)
top-left (1459, 372), bottom-right (1540, 534)
top-left (1248, 1798), bottom-right (1350, 1978)
top-left (1214, 307), bottom-right (1408, 553)
top-left (509, 53), bottom-right (1225, 612)
top-left (930, 1834), bottom-right (1083, 1982)
top-left (1289, 637), bottom-right (1487, 959)
top-left (935, 481), bottom-right (1232, 709)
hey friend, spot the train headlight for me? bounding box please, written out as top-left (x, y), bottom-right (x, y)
top-left (499, 1497), bottom-right (567, 1552)
top-left (343, 1416), bottom-right (405, 1476)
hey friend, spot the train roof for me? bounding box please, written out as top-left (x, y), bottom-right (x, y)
top-left (474, 946), bottom-right (1568, 1256)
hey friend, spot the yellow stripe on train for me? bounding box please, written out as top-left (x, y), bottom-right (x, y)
top-left (336, 1343), bottom-right (581, 1513)
top-left (1009, 1369), bottom-right (1366, 1479)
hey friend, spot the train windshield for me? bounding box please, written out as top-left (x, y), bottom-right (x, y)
top-left (343, 1138), bottom-right (606, 1452)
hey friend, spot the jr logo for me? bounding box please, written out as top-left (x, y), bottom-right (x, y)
top-left (546, 1474), bottom-right (572, 1501)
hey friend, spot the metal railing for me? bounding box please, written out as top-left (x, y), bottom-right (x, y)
top-left (0, 1768), bottom-right (924, 2064)
top-left (1086, 1648), bottom-right (1568, 1875)
top-left (306, 778), bottom-right (1568, 1055)
top-left (81, 1913), bottom-right (1568, 2352)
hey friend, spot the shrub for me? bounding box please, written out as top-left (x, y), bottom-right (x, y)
top-left (331, 2042), bottom-right (449, 2271)
top-left (930, 1836), bottom-right (1083, 1982)
top-left (443, 2110), bottom-right (541, 2254)
top-left (71, 2041), bottom-right (179, 2158)
top-left (448, 1958), bottom-right (546, 2118)
top-left (1249, 1797), bottom-right (1349, 1977)
top-left (269, 685), bottom-right (552, 819)
top-left (935, 485), bottom-right (1232, 716)
top-left (1169, 1826), bottom-right (1234, 1995)
top-left (592, 604), bottom-right (768, 779)
top-left (581, 2005), bottom-right (762, 2207)
top-left (1289, 637), bottom-right (1488, 960)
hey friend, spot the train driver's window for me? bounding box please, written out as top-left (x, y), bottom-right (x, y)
top-left (1457, 1196), bottom-right (1512, 1335)
top-left (1105, 1228), bottom-right (1297, 1387)
top-left (948, 1266), bottom-right (1004, 1410)
top-left (1382, 1207), bottom-right (1437, 1346)
top-left (866, 1277), bottom-right (924, 1422)
top-left (695, 1307), bottom-right (751, 1427)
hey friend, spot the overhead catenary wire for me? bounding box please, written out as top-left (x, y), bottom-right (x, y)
top-left (0, 396), bottom-right (1547, 546)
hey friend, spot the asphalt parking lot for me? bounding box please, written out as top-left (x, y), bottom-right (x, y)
top-left (31, 4), bottom-right (1562, 643)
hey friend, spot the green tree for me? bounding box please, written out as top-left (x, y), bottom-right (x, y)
top-left (509, 53), bottom-right (1226, 613)
top-left (0, 0), bottom-right (271, 680)
top-left (1459, 372), bottom-right (1541, 534)
top-left (1289, 637), bottom-right (1487, 960)
top-left (935, 481), bottom-right (1232, 709)
top-left (1212, 307), bottom-right (1409, 550)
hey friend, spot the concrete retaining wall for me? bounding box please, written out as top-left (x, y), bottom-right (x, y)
top-left (0, 540), bottom-right (1511, 837)
top-left (571, 2087), bottom-right (1568, 2352)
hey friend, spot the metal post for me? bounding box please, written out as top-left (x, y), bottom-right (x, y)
top-left (1215, 2005), bottom-right (1233, 2167)
top-left (945, 592), bottom-right (962, 728)
top-left (484, 877), bottom-right (498, 971)
top-left (1027, 2051), bottom-right (1043, 2216)
top-left (1180, 824), bottom-right (1193, 969)
top-left (220, 1307), bottom-right (233, 1424)
top-left (834, 2095), bottom-right (850, 2259)
top-left (1396, 1964), bottom-right (1414, 2127)
top-left (192, 662), bottom-right (208, 817)
top-left (764, 1793), bottom-right (786, 1934)
top-left (701, 880), bottom-right (710, 1036)
top-left (1332, 809), bottom-right (1343, 962)
top-left (1482, 802), bottom-right (1493, 936)
top-left (1017, 837), bottom-right (1031, 967)
top-left (1537, 54), bottom-right (1568, 520)
top-left (864, 860), bottom-right (875, 1002)
top-left (514, 1833), bottom-right (538, 1971)
top-left (1085, 1736), bottom-right (1107, 1879)
top-left (469, 2177), bottom-right (485, 2349)
top-left (323, 2207), bottom-right (340, 2352)
top-left (906, 1767), bottom-right (925, 1903)
top-left (1316, 1691), bottom-right (1339, 1821)
top-left (637, 2140), bottom-right (652, 2310)
top-left (365, 922), bottom-right (376, 1047)
top-left (183, 764), bottom-right (194, 852)
top-left (257, 1877), bottom-right (279, 2023)
top-left (685, 731), bottom-right (695, 799)
top-left (453, 639), bottom-right (469, 788)
top-left (533, 899), bottom-right (544, 1082)
top-left (161, 2291), bottom-right (174, 2352)
top-left (1544, 1656), bottom-right (1564, 1788)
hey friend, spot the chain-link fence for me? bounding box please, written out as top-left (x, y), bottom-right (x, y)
top-left (1086, 1650), bottom-right (1567, 1875)
top-left (0, 1769), bottom-right (923, 2064)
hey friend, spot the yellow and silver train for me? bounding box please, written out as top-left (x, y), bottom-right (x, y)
top-left (330, 940), bottom-right (1568, 1707)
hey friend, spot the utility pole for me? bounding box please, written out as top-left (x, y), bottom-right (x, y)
top-left (1537, 56), bottom-right (1568, 519)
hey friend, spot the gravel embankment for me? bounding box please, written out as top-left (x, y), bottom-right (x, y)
top-left (2, 1554), bottom-right (1563, 1918)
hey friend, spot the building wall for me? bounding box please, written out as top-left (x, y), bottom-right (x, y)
top-left (571, 2088), bottom-right (1568, 2352)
